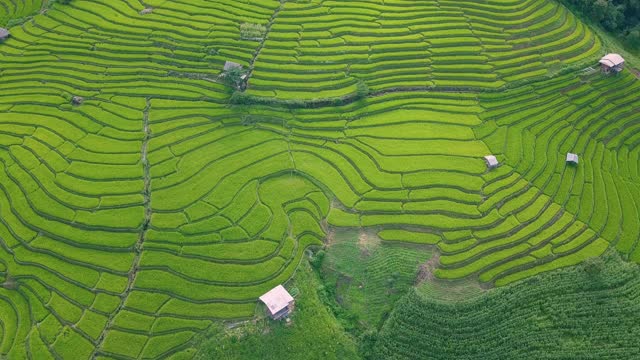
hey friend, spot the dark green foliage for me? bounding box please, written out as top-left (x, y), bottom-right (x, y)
top-left (583, 256), bottom-right (605, 275)
top-left (229, 90), bottom-right (364, 108)
top-left (560, 0), bottom-right (640, 48)
top-left (355, 80), bottom-right (370, 100)
top-left (373, 251), bottom-right (640, 359)
top-left (310, 249), bottom-right (326, 269)
top-left (222, 67), bottom-right (248, 91)
top-left (626, 25), bottom-right (640, 47)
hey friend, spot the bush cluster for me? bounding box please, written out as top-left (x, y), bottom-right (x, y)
top-left (240, 23), bottom-right (267, 40)
top-left (561, 0), bottom-right (640, 48)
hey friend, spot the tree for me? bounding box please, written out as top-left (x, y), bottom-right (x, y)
top-left (602, 3), bottom-right (625, 30)
top-left (625, 25), bottom-right (640, 48)
top-left (356, 80), bottom-right (370, 99)
top-left (561, 0), bottom-right (640, 50)
top-left (222, 66), bottom-right (247, 91)
top-left (583, 256), bottom-right (605, 276)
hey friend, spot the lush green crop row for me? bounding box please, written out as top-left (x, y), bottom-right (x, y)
top-left (0, 0), bottom-right (42, 26)
top-left (0, 0), bottom-right (289, 357)
top-left (375, 252), bottom-right (640, 359)
top-left (0, 0), bottom-right (636, 358)
top-left (246, 0), bottom-right (601, 99)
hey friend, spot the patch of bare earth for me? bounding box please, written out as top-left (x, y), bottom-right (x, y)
top-left (415, 252), bottom-right (440, 285)
top-left (357, 229), bottom-right (381, 256)
top-left (413, 252), bottom-right (486, 302)
top-left (324, 227), bottom-right (336, 248)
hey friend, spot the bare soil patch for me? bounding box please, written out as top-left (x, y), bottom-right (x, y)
top-left (415, 252), bottom-right (440, 285)
top-left (357, 229), bottom-right (381, 256)
top-left (324, 227), bottom-right (336, 247)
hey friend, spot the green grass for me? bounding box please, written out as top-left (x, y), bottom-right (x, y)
top-left (374, 251), bottom-right (640, 360)
top-left (188, 261), bottom-right (359, 360)
top-left (318, 229), bottom-right (432, 328)
top-left (0, 0), bottom-right (43, 26)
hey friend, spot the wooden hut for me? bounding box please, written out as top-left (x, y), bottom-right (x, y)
top-left (259, 285), bottom-right (295, 320)
top-left (0, 28), bottom-right (10, 42)
top-left (72, 96), bottom-right (84, 105)
top-left (484, 155), bottom-right (499, 169)
top-left (566, 153), bottom-right (579, 165)
top-left (599, 54), bottom-right (625, 74)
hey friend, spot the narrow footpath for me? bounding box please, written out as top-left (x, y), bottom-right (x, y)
top-left (90, 98), bottom-right (153, 359)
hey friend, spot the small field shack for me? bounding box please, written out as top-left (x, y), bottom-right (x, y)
top-left (259, 285), bottom-right (295, 320)
top-left (0, 28), bottom-right (10, 42)
top-left (484, 155), bottom-right (499, 169)
top-left (599, 54), bottom-right (625, 74)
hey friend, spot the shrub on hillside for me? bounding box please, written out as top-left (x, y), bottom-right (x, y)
top-left (240, 23), bottom-right (267, 40)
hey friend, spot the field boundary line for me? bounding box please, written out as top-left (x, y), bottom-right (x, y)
top-left (247, 0), bottom-right (287, 80)
top-left (90, 98), bottom-right (153, 359)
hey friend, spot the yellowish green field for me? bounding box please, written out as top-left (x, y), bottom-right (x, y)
top-left (0, 0), bottom-right (638, 358)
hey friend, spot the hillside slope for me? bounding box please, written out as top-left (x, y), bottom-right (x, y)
top-left (0, 0), bottom-right (637, 358)
top-left (374, 251), bottom-right (640, 359)
top-left (0, 0), bottom-right (43, 26)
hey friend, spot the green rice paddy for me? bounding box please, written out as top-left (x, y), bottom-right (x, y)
top-left (0, 0), bottom-right (637, 358)
top-left (0, 0), bottom-right (43, 25)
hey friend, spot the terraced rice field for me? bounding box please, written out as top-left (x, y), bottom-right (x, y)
top-left (0, 0), bottom-right (637, 358)
top-left (250, 0), bottom-right (602, 98)
top-left (0, 0), bottom-right (43, 25)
